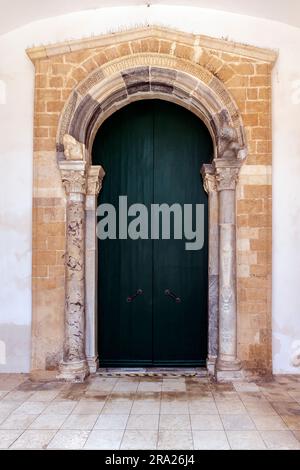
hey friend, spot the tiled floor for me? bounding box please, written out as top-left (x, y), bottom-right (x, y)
top-left (0, 373), bottom-right (300, 449)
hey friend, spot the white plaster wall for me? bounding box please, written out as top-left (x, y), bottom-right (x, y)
top-left (0, 4), bottom-right (299, 373)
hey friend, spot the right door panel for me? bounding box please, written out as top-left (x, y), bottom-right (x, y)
top-left (152, 101), bottom-right (211, 366)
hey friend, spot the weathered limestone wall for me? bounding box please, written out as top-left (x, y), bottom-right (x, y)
top-left (30, 27), bottom-right (274, 376)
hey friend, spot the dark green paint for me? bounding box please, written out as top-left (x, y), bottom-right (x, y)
top-left (92, 100), bottom-right (213, 367)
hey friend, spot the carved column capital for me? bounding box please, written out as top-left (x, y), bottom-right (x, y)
top-left (213, 160), bottom-right (242, 191)
top-left (87, 166), bottom-right (106, 196)
top-left (59, 161), bottom-right (87, 195)
top-left (201, 164), bottom-right (217, 193)
top-left (215, 167), bottom-right (239, 191)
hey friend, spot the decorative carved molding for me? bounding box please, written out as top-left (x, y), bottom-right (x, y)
top-left (56, 54), bottom-right (248, 160)
top-left (63, 134), bottom-right (85, 161)
top-left (87, 166), bottom-right (106, 196)
top-left (218, 126), bottom-right (247, 161)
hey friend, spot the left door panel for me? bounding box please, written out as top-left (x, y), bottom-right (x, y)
top-left (93, 102), bottom-right (154, 367)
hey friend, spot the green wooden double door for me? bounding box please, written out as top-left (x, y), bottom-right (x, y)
top-left (92, 100), bottom-right (212, 367)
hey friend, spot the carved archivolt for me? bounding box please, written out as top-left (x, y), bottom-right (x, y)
top-left (56, 54), bottom-right (247, 163)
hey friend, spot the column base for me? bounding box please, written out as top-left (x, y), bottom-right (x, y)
top-left (216, 358), bottom-right (243, 382)
top-left (215, 368), bottom-right (244, 382)
top-left (57, 359), bottom-right (90, 383)
top-left (87, 355), bottom-right (99, 374)
top-left (206, 355), bottom-right (217, 375)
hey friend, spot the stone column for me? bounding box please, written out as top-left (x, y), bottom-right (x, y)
top-left (57, 133), bottom-right (90, 382)
top-left (201, 164), bottom-right (219, 375)
top-left (214, 159), bottom-right (243, 381)
top-left (85, 166), bottom-right (105, 373)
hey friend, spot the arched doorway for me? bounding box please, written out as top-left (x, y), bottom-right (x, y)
top-left (92, 100), bottom-right (213, 367)
top-left (55, 50), bottom-right (248, 382)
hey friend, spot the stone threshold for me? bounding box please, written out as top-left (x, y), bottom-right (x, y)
top-left (96, 367), bottom-right (207, 378)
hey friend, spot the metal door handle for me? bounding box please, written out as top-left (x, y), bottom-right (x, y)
top-left (127, 289), bottom-right (143, 303)
top-left (165, 289), bottom-right (181, 303)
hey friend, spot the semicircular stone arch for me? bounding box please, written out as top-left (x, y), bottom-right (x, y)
top-left (56, 53), bottom-right (247, 163)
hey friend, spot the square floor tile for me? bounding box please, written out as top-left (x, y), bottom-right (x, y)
top-left (27, 390), bottom-right (60, 402)
top-left (113, 381), bottom-right (139, 392)
top-left (192, 430), bottom-right (229, 450)
top-left (260, 430), bottom-right (300, 449)
top-left (263, 391), bottom-right (294, 402)
top-left (281, 415), bottom-right (300, 430)
top-left (138, 382), bottom-right (162, 392)
top-left (44, 401), bottom-right (77, 415)
top-left (188, 401), bottom-right (218, 415)
top-left (0, 401), bottom-right (22, 414)
top-left (188, 394), bottom-right (214, 402)
top-left (159, 414), bottom-right (191, 431)
top-left (226, 431), bottom-right (266, 450)
top-left (72, 400), bottom-right (105, 414)
top-left (102, 399), bottom-right (133, 414)
top-left (233, 382), bottom-right (260, 393)
top-left (162, 384), bottom-right (186, 392)
top-left (0, 411), bottom-right (12, 424)
top-left (244, 401), bottom-right (276, 415)
top-left (251, 414), bottom-right (287, 430)
top-left (216, 401), bottom-right (247, 415)
top-left (29, 413), bottom-right (67, 430)
top-left (238, 392), bottom-right (268, 403)
top-left (288, 391), bottom-right (300, 400)
top-left (83, 391), bottom-right (109, 401)
top-left (3, 391), bottom-right (34, 402)
top-left (94, 414), bottom-right (128, 430)
top-left (0, 413), bottom-right (36, 430)
top-left (0, 430), bottom-right (23, 449)
top-left (270, 401), bottom-right (300, 416)
top-left (61, 413), bottom-right (98, 430)
top-left (84, 430), bottom-right (123, 449)
top-left (13, 401), bottom-right (48, 415)
top-left (121, 430), bottom-right (157, 450)
top-left (87, 379), bottom-right (117, 393)
top-left (213, 392), bottom-right (240, 401)
top-left (161, 400), bottom-right (189, 415)
top-left (293, 430), bottom-right (300, 442)
top-left (127, 414), bottom-right (159, 430)
top-left (190, 414), bottom-right (223, 431)
top-left (158, 430), bottom-right (193, 450)
top-left (131, 400), bottom-right (160, 415)
top-left (11, 430), bottom-right (56, 449)
top-left (47, 430), bottom-right (89, 449)
top-left (221, 414), bottom-right (255, 431)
